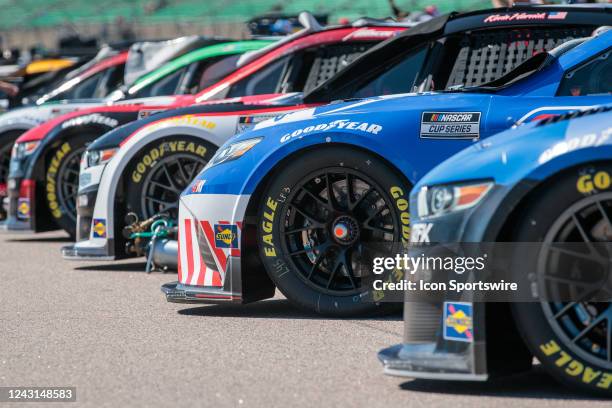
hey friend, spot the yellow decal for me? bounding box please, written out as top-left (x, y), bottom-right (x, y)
top-left (131, 141), bottom-right (208, 183)
top-left (390, 186), bottom-right (410, 242)
top-left (539, 339), bottom-right (611, 389)
top-left (261, 196), bottom-right (278, 257)
top-left (577, 171), bottom-right (611, 194)
top-left (46, 142), bottom-right (71, 218)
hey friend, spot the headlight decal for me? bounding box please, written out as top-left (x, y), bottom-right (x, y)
top-left (205, 137), bottom-right (262, 170)
top-left (418, 181), bottom-right (493, 218)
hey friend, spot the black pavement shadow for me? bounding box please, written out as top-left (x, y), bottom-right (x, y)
top-left (178, 298), bottom-right (402, 321)
top-left (6, 236), bottom-right (72, 243)
top-left (399, 365), bottom-right (608, 400)
top-left (74, 262), bottom-right (149, 272)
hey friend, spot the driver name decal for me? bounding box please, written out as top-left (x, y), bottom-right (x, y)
top-left (420, 112), bottom-right (481, 139)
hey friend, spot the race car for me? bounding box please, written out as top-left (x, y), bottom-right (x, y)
top-left (379, 106), bottom-right (612, 395)
top-left (64, 5), bottom-right (611, 263)
top-left (0, 36), bottom-right (229, 219)
top-left (4, 13), bottom-right (406, 235)
top-left (161, 29), bottom-right (612, 316)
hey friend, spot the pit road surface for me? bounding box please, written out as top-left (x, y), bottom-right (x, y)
top-left (1, 231), bottom-right (609, 407)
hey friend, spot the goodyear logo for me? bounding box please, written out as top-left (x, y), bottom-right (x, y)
top-left (92, 218), bottom-right (107, 238)
top-left (214, 224), bottom-right (238, 249)
top-left (17, 198), bottom-right (30, 219)
top-left (443, 302), bottom-right (473, 342)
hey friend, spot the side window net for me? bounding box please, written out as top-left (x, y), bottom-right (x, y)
top-left (303, 44), bottom-right (372, 93)
top-left (446, 27), bottom-right (594, 89)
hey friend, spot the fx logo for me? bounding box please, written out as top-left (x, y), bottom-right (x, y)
top-left (411, 223), bottom-right (432, 243)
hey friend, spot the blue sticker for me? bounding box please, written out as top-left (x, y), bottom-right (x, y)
top-left (443, 301), bottom-right (473, 342)
top-left (214, 224), bottom-right (238, 248)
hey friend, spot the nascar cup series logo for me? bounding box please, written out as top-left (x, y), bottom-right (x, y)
top-left (214, 224), bottom-right (238, 249)
top-left (420, 112), bottom-right (481, 139)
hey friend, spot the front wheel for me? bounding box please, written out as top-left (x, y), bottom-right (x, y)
top-left (257, 146), bottom-right (411, 316)
top-left (510, 164), bottom-right (612, 396)
top-left (45, 137), bottom-right (91, 236)
top-left (125, 137), bottom-right (214, 223)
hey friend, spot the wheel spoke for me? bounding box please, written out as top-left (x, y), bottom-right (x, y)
top-left (571, 312), bottom-right (606, 343)
top-left (349, 187), bottom-right (373, 211)
top-left (289, 204), bottom-right (326, 227)
top-left (325, 172), bottom-right (342, 211)
top-left (326, 254), bottom-right (343, 289)
top-left (362, 223), bottom-right (393, 235)
top-left (342, 248), bottom-right (357, 289)
top-left (300, 186), bottom-right (332, 210)
top-left (283, 225), bottom-right (320, 235)
top-left (150, 180), bottom-right (181, 195)
top-left (553, 302), bottom-right (578, 319)
top-left (145, 195), bottom-right (172, 207)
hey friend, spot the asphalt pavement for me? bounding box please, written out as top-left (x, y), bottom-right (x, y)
top-left (0, 230), bottom-right (610, 407)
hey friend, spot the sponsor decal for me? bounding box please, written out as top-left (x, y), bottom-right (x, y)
top-left (131, 140), bottom-right (207, 183)
top-left (138, 109), bottom-right (165, 120)
top-left (342, 28), bottom-right (397, 41)
top-left (214, 224), bottom-right (238, 249)
top-left (538, 127), bottom-right (611, 164)
top-left (547, 11), bottom-right (567, 20)
top-left (261, 197), bottom-right (278, 257)
top-left (236, 115), bottom-right (276, 134)
top-left (191, 180), bottom-right (205, 193)
top-left (390, 186), bottom-right (410, 242)
top-left (540, 339), bottom-right (611, 389)
top-left (443, 301), bottom-right (473, 342)
top-left (576, 170), bottom-right (611, 194)
top-left (61, 114), bottom-right (118, 129)
top-left (410, 223), bottom-right (432, 243)
top-left (420, 112), bottom-right (480, 139)
top-left (280, 119), bottom-right (383, 143)
top-left (483, 12), bottom-right (547, 23)
top-left (46, 142), bottom-right (72, 218)
top-left (17, 198), bottom-right (30, 219)
top-left (92, 218), bottom-right (106, 238)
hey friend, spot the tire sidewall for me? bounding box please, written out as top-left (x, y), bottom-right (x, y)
top-left (257, 146), bottom-right (410, 316)
top-left (511, 162), bottom-right (612, 395)
top-left (45, 135), bottom-right (92, 236)
top-left (124, 136), bottom-right (214, 222)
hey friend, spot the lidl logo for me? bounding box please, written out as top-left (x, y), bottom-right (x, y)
top-left (214, 224), bottom-right (238, 248)
top-left (17, 198), bottom-right (30, 219)
top-left (92, 219), bottom-right (107, 238)
top-left (443, 302), bottom-right (473, 342)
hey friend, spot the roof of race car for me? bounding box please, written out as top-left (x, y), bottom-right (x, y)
top-left (303, 5), bottom-right (612, 103)
top-left (193, 25), bottom-right (406, 102)
top-left (126, 40), bottom-right (276, 96)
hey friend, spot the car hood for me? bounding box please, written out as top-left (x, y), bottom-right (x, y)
top-left (416, 108), bottom-right (612, 189)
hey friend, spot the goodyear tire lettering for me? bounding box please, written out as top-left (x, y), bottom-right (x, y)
top-left (46, 142), bottom-right (71, 218)
top-left (577, 170), bottom-right (611, 194)
top-left (539, 339), bottom-right (612, 389)
top-left (390, 186), bottom-right (410, 242)
top-left (261, 197), bottom-right (278, 257)
top-left (131, 140), bottom-right (208, 183)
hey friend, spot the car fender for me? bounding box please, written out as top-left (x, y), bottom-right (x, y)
top-left (93, 114), bottom-right (243, 240)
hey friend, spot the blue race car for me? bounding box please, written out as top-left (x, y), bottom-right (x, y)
top-left (162, 29), bottom-right (612, 316)
top-left (379, 106), bottom-right (612, 395)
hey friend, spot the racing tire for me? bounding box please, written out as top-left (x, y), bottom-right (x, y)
top-left (124, 136), bottom-right (214, 224)
top-left (0, 130), bottom-right (23, 220)
top-left (45, 135), bottom-right (94, 236)
top-left (510, 163), bottom-right (612, 396)
top-left (257, 146), bottom-right (411, 317)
